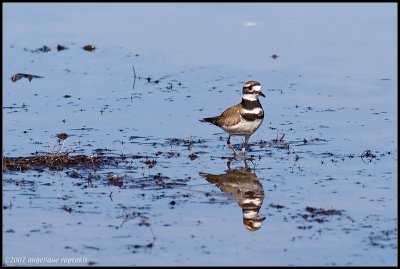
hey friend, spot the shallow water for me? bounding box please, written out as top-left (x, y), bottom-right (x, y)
top-left (3, 3), bottom-right (397, 266)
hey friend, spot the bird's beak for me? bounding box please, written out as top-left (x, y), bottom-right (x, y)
top-left (259, 91), bottom-right (266, 97)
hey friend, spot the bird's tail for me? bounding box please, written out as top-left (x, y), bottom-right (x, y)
top-left (199, 117), bottom-right (218, 124)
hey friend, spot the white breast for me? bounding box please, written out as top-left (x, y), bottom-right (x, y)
top-left (222, 118), bottom-right (263, 136)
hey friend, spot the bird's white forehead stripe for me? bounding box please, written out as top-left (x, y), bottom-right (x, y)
top-left (252, 85), bottom-right (261, 92)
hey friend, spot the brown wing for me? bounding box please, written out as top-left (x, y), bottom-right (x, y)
top-left (215, 104), bottom-right (242, 127)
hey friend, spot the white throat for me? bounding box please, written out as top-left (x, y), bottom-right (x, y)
top-left (242, 94), bottom-right (258, 101)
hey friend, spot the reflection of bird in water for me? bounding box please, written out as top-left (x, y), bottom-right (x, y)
top-left (200, 158), bottom-right (266, 231)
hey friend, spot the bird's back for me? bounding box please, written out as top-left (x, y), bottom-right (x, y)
top-left (200, 103), bottom-right (242, 127)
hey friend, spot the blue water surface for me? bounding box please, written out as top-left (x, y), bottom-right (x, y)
top-left (3, 3), bottom-right (397, 266)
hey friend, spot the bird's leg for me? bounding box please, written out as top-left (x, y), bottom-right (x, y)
top-left (243, 157), bottom-right (249, 169)
top-left (226, 155), bottom-right (237, 170)
top-left (242, 135), bottom-right (250, 155)
top-left (227, 135), bottom-right (239, 156)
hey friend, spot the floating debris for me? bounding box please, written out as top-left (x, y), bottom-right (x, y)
top-left (83, 45), bottom-right (96, 52)
top-left (66, 170), bottom-right (81, 179)
top-left (305, 206), bottom-right (342, 216)
top-left (57, 133), bottom-right (69, 141)
top-left (57, 44), bottom-right (68, 51)
top-left (301, 206), bottom-right (343, 224)
top-left (34, 45), bottom-right (51, 53)
top-left (269, 203), bottom-right (285, 209)
top-left (144, 158), bottom-right (157, 168)
top-left (361, 149), bottom-right (376, 163)
top-left (188, 153), bottom-right (198, 160)
top-left (10, 73), bottom-right (44, 82)
top-left (63, 205), bottom-right (73, 213)
top-left (270, 132), bottom-right (289, 149)
top-left (271, 54), bottom-right (279, 60)
top-left (272, 132), bottom-right (285, 143)
top-left (3, 103), bottom-right (28, 110)
top-left (108, 174), bottom-right (124, 187)
top-left (166, 137), bottom-right (207, 148)
top-left (3, 154), bottom-right (109, 171)
top-left (368, 229), bottom-right (397, 249)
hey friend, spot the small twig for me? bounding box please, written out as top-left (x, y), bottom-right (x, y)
top-left (109, 190), bottom-right (113, 202)
top-left (246, 156), bottom-right (256, 170)
top-left (132, 65), bottom-right (137, 89)
top-left (131, 65), bottom-right (137, 101)
top-left (64, 146), bottom-right (75, 155)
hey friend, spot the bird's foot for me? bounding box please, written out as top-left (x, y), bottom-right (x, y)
top-left (226, 155), bottom-right (238, 170)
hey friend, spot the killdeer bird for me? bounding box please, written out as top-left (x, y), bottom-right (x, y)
top-left (200, 80), bottom-right (265, 155)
